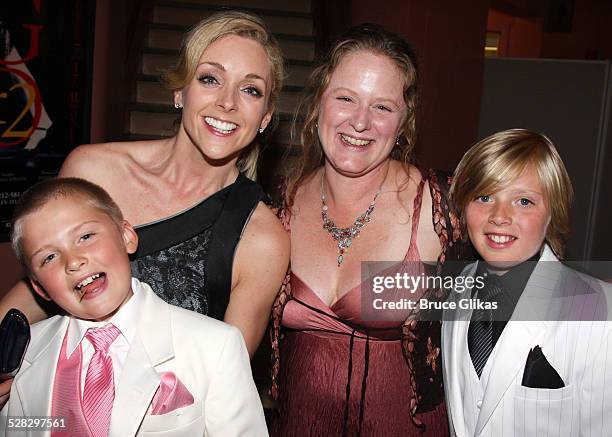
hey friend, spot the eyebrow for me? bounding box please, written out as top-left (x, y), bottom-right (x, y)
top-left (29, 220), bottom-right (102, 259)
top-left (198, 62), bottom-right (267, 82)
top-left (30, 245), bottom-right (52, 261)
top-left (199, 61), bottom-right (225, 71)
top-left (327, 86), bottom-right (402, 106)
top-left (507, 189), bottom-right (545, 197)
top-left (245, 73), bottom-right (266, 82)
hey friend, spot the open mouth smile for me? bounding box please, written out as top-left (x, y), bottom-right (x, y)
top-left (485, 233), bottom-right (517, 247)
top-left (340, 133), bottom-right (371, 147)
top-left (204, 116), bottom-right (238, 134)
top-left (75, 272), bottom-right (107, 300)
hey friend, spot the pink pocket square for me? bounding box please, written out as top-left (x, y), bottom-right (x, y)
top-left (151, 371), bottom-right (195, 415)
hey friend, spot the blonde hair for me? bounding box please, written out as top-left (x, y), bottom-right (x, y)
top-left (450, 129), bottom-right (573, 258)
top-left (285, 23), bottom-right (418, 206)
top-left (161, 10), bottom-right (285, 179)
top-left (11, 178), bottom-right (124, 273)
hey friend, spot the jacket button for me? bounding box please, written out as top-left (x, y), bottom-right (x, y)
top-left (477, 400), bottom-right (483, 409)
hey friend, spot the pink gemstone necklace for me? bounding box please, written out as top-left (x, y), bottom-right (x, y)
top-left (321, 178), bottom-right (382, 267)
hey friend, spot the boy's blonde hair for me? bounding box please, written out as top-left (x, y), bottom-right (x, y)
top-left (450, 129), bottom-right (573, 258)
top-left (11, 178), bottom-right (124, 273)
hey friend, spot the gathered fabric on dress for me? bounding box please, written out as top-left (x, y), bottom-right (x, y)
top-left (270, 171), bottom-right (451, 437)
top-left (130, 174), bottom-right (263, 321)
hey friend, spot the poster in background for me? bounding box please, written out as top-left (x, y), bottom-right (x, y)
top-left (0, 0), bottom-right (95, 241)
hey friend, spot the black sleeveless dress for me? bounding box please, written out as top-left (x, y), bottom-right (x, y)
top-left (129, 174), bottom-right (264, 321)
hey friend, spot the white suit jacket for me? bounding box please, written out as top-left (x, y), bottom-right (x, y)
top-left (1, 278), bottom-right (268, 437)
top-left (442, 245), bottom-right (612, 437)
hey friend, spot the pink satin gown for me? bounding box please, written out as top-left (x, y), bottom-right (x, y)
top-left (271, 177), bottom-right (449, 437)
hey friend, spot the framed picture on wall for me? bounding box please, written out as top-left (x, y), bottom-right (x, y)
top-left (0, 0), bottom-right (95, 241)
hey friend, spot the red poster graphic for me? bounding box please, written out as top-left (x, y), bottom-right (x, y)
top-left (0, 1), bottom-right (95, 240)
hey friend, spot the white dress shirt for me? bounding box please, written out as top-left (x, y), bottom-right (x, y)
top-left (65, 282), bottom-right (144, 396)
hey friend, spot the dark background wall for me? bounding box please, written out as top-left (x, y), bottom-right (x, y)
top-left (316, 0), bottom-right (490, 171)
top-left (2, 0), bottom-right (612, 292)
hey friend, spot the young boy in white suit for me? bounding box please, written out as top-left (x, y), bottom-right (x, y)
top-left (1, 177), bottom-right (268, 437)
top-left (442, 129), bottom-right (612, 437)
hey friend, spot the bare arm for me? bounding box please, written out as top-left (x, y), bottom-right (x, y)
top-left (225, 203), bottom-right (290, 358)
top-left (0, 280), bottom-right (48, 324)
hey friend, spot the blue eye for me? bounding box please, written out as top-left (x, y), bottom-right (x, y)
top-left (243, 86), bottom-right (263, 97)
top-left (475, 195), bottom-right (491, 203)
top-left (80, 233), bottom-right (94, 242)
top-left (198, 75), bottom-right (219, 86)
top-left (519, 198), bottom-right (533, 206)
top-left (41, 253), bottom-right (56, 266)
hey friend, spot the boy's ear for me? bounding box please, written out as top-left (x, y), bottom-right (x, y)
top-left (29, 278), bottom-right (52, 302)
top-left (121, 220), bottom-right (139, 255)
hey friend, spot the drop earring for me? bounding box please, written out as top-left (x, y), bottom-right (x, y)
top-left (174, 102), bottom-right (183, 109)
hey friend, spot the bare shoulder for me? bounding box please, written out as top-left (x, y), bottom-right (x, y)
top-left (232, 201), bottom-right (289, 288)
top-left (60, 142), bottom-right (127, 181)
top-left (241, 202), bottom-right (290, 255)
top-left (58, 140), bottom-right (169, 208)
top-left (59, 140), bottom-right (164, 180)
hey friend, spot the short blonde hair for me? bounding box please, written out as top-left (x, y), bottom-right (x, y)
top-left (161, 10), bottom-right (285, 179)
top-left (11, 178), bottom-right (124, 273)
top-left (450, 129), bottom-right (573, 258)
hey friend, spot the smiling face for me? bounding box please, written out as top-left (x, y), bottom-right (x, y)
top-left (176, 35), bottom-right (273, 163)
top-left (21, 195), bottom-right (138, 321)
top-left (317, 50), bottom-right (407, 177)
top-left (465, 166), bottom-right (551, 268)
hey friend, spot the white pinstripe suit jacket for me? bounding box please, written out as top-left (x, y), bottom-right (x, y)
top-left (442, 245), bottom-right (612, 437)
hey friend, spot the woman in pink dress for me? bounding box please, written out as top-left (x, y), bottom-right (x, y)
top-left (269, 24), bottom-right (470, 436)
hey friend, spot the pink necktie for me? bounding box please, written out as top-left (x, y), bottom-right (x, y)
top-left (83, 324), bottom-right (121, 437)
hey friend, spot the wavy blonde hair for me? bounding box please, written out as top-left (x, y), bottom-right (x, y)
top-left (161, 10), bottom-right (285, 180)
top-left (450, 129), bottom-right (573, 258)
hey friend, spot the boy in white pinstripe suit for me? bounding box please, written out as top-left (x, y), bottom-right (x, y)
top-left (442, 129), bottom-right (612, 437)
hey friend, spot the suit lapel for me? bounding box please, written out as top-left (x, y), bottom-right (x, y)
top-left (443, 317), bottom-right (472, 437)
top-left (475, 319), bottom-right (546, 435)
top-left (475, 247), bottom-right (560, 436)
top-left (443, 262), bottom-right (478, 437)
top-left (14, 317), bottom-right (69, 418)
top-left (108, 283), bottom-right (175, 437)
